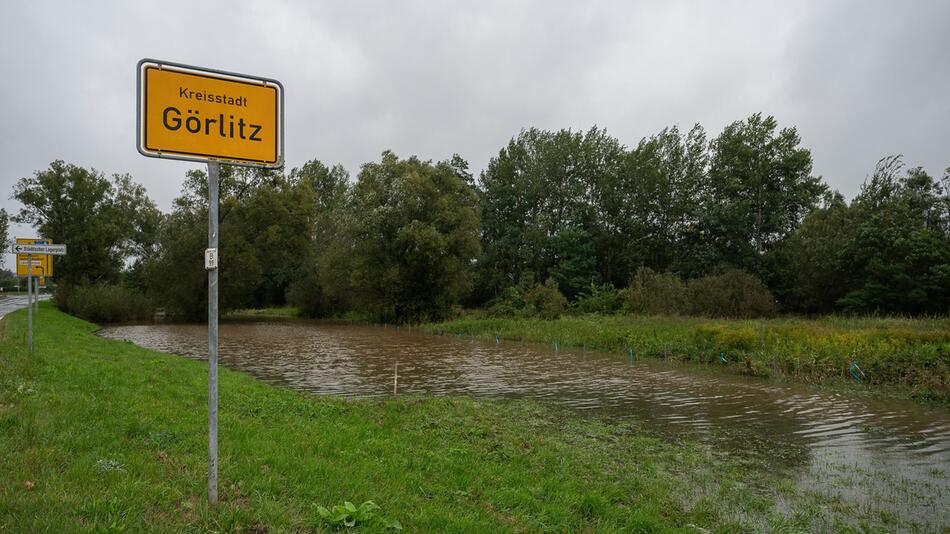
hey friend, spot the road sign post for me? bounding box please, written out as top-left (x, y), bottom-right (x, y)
top-left (12, 242), bottom-right (66, 353)
top-left (136, 59), bottom-right (283, 505)
top-left (207, 160), bottom-right (220, 504)
top-left (27, 254), bottom-right (32, 353)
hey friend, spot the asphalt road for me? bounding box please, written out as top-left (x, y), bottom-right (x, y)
top-left (0, 294), bottom-right (49, 319)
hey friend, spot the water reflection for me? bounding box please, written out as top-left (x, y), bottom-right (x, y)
top-left (98, 320), bottom-right (950, 530)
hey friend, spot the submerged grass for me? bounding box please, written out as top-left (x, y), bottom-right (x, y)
top-left (0, 304), bottom-right (916, 531)
top-left (424, 314), bottom-right (950, 404)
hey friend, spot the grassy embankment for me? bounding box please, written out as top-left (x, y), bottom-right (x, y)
top-left (0, 304), bottom-right (902, 532)
top-left (425, 314), bottom-right (950, 404)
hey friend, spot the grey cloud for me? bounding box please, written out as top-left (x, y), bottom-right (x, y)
top-left (1, 0), bottom-right (948, 268)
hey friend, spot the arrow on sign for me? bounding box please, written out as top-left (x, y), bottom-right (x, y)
top-left (11, 243), bottom-right (67, 255)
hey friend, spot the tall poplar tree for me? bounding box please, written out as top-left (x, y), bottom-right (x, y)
top-left (705, 114), bottom-right (826, 274)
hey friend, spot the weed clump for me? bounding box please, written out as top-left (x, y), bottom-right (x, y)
top-left (686, 268), bottom-right (778, 318)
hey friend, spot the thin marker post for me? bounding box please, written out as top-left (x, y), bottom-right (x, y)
top-left (27, 254), bottom-right (32, 353)
top-left (207, 161), bottom-right (220, 504)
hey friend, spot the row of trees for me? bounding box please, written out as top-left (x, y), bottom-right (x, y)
top-left (10, 114), bottom-right (950, 321)
top-left (769, 156), bottom-right (950, 314)
top-left (0, 209), bottom-right (8, 269)
top-left (476, 115), bottom-right (826, 302)
top-left (11, 160), bottom-right (161, 286)
top-left (0, 209), bottom-right (13, 289)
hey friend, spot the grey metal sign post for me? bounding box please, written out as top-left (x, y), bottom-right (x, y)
top-left (27, 254), bottom-right (32, 353)
top-left (207, 161), bottom-right (220, 504)
top-left (12, 243), bottom-right (67, 353)
top-left (136, 59), bottom-right (282, 505)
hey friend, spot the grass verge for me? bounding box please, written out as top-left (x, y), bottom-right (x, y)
top-left (0, 304), bottom-right (902, 531)
top-left (423, 314), bottom-right (950, 405)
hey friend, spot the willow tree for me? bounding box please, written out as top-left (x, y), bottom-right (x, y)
top-left (330, 151), bottom-right (481, 322)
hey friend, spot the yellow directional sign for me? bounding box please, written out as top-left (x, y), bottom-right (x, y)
top-left (15, 238), bottom-right (53, 277)
top-left (137, 59), bottom-right (283, 167)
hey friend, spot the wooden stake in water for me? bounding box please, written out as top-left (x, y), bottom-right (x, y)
top-left (393, 361), bottom-right (399, 396)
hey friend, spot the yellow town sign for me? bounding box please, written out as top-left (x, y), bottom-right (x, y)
top-left (137, 59), bottom-right (283, 167)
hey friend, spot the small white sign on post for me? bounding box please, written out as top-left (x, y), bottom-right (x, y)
top-left (205, 248), bottom-right (218, 270)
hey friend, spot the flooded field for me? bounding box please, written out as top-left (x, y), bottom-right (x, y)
top-left (98, 319), bottom-right (950, 531)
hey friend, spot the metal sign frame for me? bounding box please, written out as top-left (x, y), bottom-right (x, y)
top-left (136, 58), bottom-right (284, 169)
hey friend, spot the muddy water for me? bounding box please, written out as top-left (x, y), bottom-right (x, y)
top-left (98, 320), bottom-right (950, 531)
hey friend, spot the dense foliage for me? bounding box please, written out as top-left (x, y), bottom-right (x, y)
top-left (54, 284), bottom-right (153, 323)
top-left (769, 156), bottom-right (950, 314)
top-left (334, 152), bottom-right (480, 322)
top-left (0, 208), bottom-right (8, 270)
top-left (10, 114), bottom-right (949, 321)
top-left (283, 152), bottom-right (480, 322)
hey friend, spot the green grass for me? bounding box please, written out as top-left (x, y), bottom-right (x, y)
top-left (226, 306), bottom-right (301, 319)
top-left (424, 314), bottom-right (950, 404)
top-left (0, 305), bottom-right (910, 532)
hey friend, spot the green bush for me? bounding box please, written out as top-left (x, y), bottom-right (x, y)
top-left (526, 278), bottom-right (569, 319)
top-left (487, 274), bottom-right (568, 319)
top-left (486, 273), bottom-right (534, 317)
top-left (486, 286), bottom-right (526, 317)
top-left (687, 268), bottom-right (778, 318)
top-left (573, 283), bottom-right (624, 314)
top-left (55, 284), bottom-right (153, 323)
top-left (623, 267), bottom-right (687, 315)
top-left (621, 267), bottom-right (777, 319)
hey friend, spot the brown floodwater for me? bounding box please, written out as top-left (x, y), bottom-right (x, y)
top-left (98, 319), bottom-right (950, 531)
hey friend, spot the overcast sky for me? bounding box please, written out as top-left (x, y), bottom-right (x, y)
top-left (2, 0), bottom-right (949, 267)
